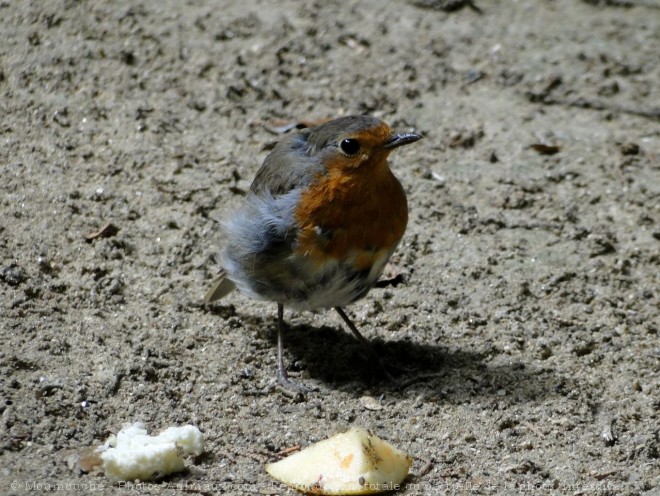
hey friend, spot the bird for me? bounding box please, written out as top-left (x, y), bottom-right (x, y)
top-left (205, 115), bottom-right (421, 394)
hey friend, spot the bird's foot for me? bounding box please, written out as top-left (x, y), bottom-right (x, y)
top-left (276, 369), bottom-right (314, 399)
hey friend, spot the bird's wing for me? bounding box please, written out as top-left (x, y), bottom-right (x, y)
top-left (249, 130), bottom-right (325, 196)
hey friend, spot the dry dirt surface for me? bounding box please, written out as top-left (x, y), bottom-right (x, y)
top-left (1, 0), bottom-right (659, 495)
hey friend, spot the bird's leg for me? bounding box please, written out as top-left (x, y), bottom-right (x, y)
top-left (276, 303), bottom-right (311, 396)
top-left (334, 307), bottom-right (376, 355)
top-left (334, 307), bottom-right (394, 381)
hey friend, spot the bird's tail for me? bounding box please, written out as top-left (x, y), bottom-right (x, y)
top-left (204, 269), bottom-right (237, 303)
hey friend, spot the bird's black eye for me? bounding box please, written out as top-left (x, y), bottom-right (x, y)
top-left (339, 138), bottom-right (361, 156)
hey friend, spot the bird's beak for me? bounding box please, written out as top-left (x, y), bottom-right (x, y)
top-left (383, 132), bottom-right (422, 149)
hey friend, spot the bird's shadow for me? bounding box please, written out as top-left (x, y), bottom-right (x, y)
top-left (205, 304), bottom-right (572, 402)
top-left (259, 317), bottom-right (568, 403)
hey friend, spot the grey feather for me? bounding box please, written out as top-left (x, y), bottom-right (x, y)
top-left (204, 269), bottom-right (237, 303)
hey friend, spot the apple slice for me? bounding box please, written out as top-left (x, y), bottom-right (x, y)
top-left (266, 427), bottom-right (412, 495)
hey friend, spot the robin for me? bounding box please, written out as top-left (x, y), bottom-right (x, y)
top-left (205, 115), bottom-right (421, 393)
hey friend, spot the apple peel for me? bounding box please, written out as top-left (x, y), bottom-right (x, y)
top-left (265, 427), bottom-right (412, 495)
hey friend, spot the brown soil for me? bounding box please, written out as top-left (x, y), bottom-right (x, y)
top-left (1, 1), bottom-right (659, 494)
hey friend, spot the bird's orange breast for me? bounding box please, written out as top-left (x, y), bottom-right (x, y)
top-left (293, 160), bottom-right (408, 269)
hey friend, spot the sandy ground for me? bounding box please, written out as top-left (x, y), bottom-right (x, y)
top-left (1, 0), bottom-right (659, 494)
